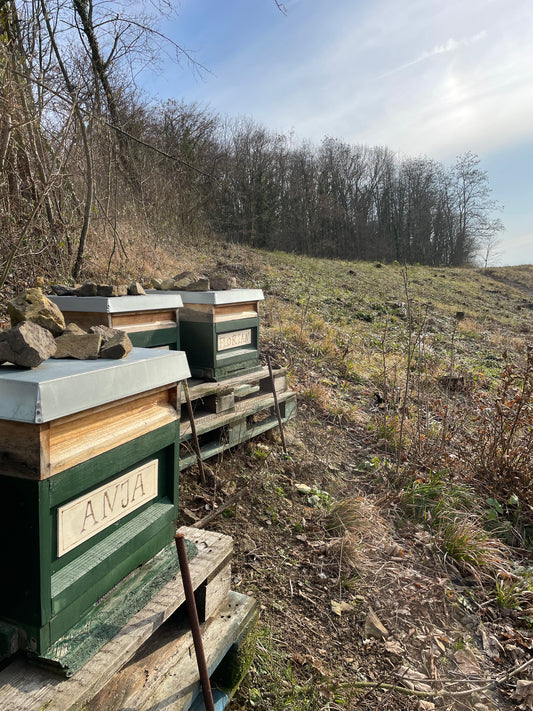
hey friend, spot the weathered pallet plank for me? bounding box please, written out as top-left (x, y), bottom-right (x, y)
top-left (179, 392), bottom-right (297, 470)
top-left (0, 527), bottom-right (232, 711)
top-left (202, 389), bottom-right (235, 414)
top-left (180, 390), bottom-right (295, 441)
top-left (181, 366), bottom-right (287, 404)
top-left (204, 562), bottom-right (232, 620)
top-left (87, 592), bottom-right (257, 711)
top-left (141, 592), bottom-right (257, 711)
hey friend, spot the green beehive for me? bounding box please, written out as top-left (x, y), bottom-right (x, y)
top-left (175, 289), bottom-right (264, 381)
top-left (0, 349), bottom-right (190, 661)
top-left (48, 293), bottom-right (183, 350)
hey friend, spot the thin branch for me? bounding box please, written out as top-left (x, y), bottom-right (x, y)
top-left (121, 18), bottom-right (210, 75)
top-left (192, 486), bottom-right (249, 529)
top-left (9, 68), bottom-right (216, 180)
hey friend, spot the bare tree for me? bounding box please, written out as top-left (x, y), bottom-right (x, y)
top-left (479, 222), bottom-right (504, 268)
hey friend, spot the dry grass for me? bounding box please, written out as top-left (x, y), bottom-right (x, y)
top-left (323, 498), bottom-right (396, 578)
top-left (458, 317), bottom-right (480, 337)
top-left (436, 515), bottom-right (509, 580)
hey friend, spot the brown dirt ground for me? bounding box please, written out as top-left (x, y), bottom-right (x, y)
top-left (179, 364), bottom-right (533, 711)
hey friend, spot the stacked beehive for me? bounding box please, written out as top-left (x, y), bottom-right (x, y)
top-left (0, 348), bottom-right (190, 663)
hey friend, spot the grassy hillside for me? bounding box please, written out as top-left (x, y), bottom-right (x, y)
top-left (173, 246), bottom-right (533, 711)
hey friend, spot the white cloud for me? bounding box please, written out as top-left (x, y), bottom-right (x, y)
top-left (379, 31), bottom-right (488, 79)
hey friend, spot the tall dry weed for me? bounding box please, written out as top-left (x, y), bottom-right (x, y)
top-left (460, 346), bottom-right (533, 506)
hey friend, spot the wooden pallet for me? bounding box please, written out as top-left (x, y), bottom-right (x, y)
top-left (179, 366), bottom-right (296, 469)
top-left (0, 527), bottom-right (257, 711)
top-left (88, 591), bottom-right (257, 711)
top-left (181, 366), bottom-right (288, 410)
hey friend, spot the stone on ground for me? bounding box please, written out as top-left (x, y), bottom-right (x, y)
top-left (364, 606), bottom-right (389, 639)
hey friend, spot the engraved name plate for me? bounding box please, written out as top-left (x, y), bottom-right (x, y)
top-left (57, 460), bottom-right (158, 556)
top-left (217, 328), bottom-right (252, 351)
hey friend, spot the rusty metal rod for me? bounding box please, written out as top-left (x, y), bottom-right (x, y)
top-left (174, 533), bottom-right (215, 711)
top-left (266, 354), bottom-right (288, 455)
top-left (183, 379), bottom-right (207, 486)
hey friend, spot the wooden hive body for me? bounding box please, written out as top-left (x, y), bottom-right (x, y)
top-left (0, 350), bottom-right (190, 659)
top-left (48, 294), bottom-right (183, 350)
top-left (175, 289), bottom-right (264, 381)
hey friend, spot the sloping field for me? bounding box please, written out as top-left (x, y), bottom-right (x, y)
top-left (175, 248), bottom-right (533, 711)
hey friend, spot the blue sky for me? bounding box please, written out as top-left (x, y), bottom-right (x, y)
top-left (141, 0), bottom-right (533, 266)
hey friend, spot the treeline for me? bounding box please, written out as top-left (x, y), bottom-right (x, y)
top-left (0, 1), bottom-right (502, 286)
top-left (209, 128), bottom-right (502, 266)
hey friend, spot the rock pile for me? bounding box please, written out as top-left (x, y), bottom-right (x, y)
top-left (151, 271), bottom-right (237, 292)
top-left (0, 288), bottom-right (132, 369)
top-left (50, 281), bottom-right (146, 297)
top-left (49, 272), bottom-right (238, 296)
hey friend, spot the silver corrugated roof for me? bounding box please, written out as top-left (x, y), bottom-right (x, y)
top-left (149, 289), bottom-right (264, 305)
top-left (48, 293), bottom-right (183, 313)
top-left (0, 349), bottom-right (190, 423)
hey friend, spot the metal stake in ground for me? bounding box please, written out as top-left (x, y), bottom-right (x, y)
top-left (266, 354), bottom-right (288, 455)
top-left (174, 533), bottom-right (215, 711)
top-left (183, 379), bottom-right (207, 486)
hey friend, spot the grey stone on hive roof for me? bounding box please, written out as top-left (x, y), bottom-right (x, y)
top-left (53, 331), bottom-right (101, 360)
top-left (183, 277), bottom-right (210, 291)
top-left (97, 284), bottom-right (128, 297)
top-left (210, 274), bottom-right (237, 290)
top-left (76, 282), bottom-right (98, 297)
top-left (89, 324), bottom-right (120, 344)
top-left (172, 271), bottom-right (197, 282)
top-left (161, 277), bottom-right (176, 290)
top-left (8, 288), bottom-right (66, 336)
top-left (171, 276), bottom-right (193, 289)
top-left (0, 321), bottom-right (57, 368)
top-left (100, 330), bottom-right (133, 359)
top-left (128, 281), bottom-right (146, 295)
top-left (64, 322), bottom-right (87, 335)
top-left (51, 284), bottom-right (78, 296)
